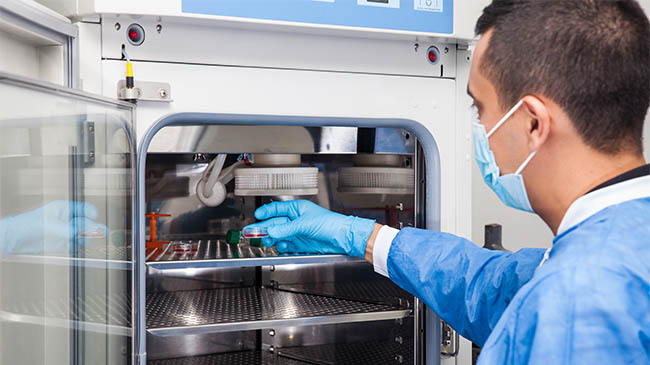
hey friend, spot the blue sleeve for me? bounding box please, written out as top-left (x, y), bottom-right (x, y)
top-left (482, 266), bottom-right (650, 364)
top-left (386, 227), bottom-right (546, 346)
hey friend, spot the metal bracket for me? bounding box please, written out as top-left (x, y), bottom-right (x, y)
top-left (441, 320), bottom-right (459, 357)
top-left (79, 121), bottom-right (95, 166)
top-left (117, 80), bottom-right (172, 102)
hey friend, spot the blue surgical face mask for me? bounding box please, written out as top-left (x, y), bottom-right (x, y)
top-left (473, 99), bottom-right (537, 213)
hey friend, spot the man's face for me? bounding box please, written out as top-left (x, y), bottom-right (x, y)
top-left (468, 30), bottom-right (530, 175)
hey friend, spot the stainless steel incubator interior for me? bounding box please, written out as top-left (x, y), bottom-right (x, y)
top-left (141, 123), bottom-right (426, 364)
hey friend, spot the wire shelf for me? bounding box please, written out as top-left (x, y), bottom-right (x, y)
top-left (146, 240), bottom-right (356, 270)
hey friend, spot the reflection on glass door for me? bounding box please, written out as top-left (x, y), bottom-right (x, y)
top-left (0, 74), bottom-right (135, 364)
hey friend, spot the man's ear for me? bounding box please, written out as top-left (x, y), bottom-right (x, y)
top-left (521, 95), bottom-right (551, 152)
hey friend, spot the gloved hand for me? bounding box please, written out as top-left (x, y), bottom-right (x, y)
top-left (245, 200), bottom-right (376, 258)
top-left (0, 201), bottom-right (107, 255)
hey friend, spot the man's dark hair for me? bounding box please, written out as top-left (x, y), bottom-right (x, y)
top-left (476, 0), bottom-right (650, 154)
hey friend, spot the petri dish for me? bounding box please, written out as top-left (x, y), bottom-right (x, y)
top-left (172, 241), bottom-right (198, 253)
top-left (242, 226), bottom-right (268, 238)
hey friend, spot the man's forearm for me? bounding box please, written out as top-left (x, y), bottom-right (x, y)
top-left (364, 223), bottom-right (383, 263)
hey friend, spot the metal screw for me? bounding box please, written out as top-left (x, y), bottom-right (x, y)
top-left (395, 336), bottom-right (403, 344)
top-left (269, 265), bottom-right (275, 272)
top-left (269, 329), bottom-right (275, 336)
top-left (444, 46), bottom-right (449, 54)
top-left (395, 354), bottom-right (404, 363)
top-left (159, 88), bottom-right (168, 98)
top-left (395, 203), bottom-right (404, 211)
top-left (88, 152), bottom-right (95, 159)
top-left (414, 43), bottom-right (419, 52)
top-left (269, 346), bottom-right (275, 353)
top-left (114, 23), bottom-right (121, 31)
top-left (88, 125), bottom-right (94, 133)
top-left (156, 24), bottom-right (162, 33)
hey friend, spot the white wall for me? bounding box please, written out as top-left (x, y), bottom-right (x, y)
top-left (471, 0), bottom-right (650, 251)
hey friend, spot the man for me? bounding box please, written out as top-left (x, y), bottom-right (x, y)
top-left (246, 0), bottom-right (650, 363)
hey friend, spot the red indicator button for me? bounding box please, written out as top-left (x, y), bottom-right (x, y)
top-left (126, 24), bottom-right (145, 46)
top-left (426, 46), bottom-right (440, 65)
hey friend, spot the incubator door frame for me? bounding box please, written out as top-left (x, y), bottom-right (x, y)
top-left (135, 113), bottom-right (444, 365)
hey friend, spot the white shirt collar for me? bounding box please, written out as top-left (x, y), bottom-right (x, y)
top-left (556, 174), bottom-right (650, 236)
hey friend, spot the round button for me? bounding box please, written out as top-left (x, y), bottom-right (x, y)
top-left (427, 46), bottom-right (440, 65)
top-left (126, 24), bottom-right (145, 46)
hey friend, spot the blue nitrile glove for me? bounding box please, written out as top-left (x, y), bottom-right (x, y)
top-left (0, 201), bottom-right (107, 255)
top-left (245, 200), bottom-right (375, 258)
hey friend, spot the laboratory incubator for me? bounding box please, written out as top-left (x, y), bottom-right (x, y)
top-left (0, 0), bottom-right (484, 364)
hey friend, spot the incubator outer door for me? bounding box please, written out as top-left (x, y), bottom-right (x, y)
top-left (0, 73), bottom-right (136, 365)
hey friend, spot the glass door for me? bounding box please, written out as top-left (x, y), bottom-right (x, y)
top-left (0, 73), bottom-right (135, 364)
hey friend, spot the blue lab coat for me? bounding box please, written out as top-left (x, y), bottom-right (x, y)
top-left (387, 198), bottom-right (650, 364)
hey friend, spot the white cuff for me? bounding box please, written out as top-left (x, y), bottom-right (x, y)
top-left (372, 225), bottom-right (399, 277)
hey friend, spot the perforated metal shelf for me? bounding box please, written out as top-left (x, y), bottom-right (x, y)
top-left (0, 292), bottom-right (131, 335)
top-left (147, 350), bottom-right (306, 365)
top-left (279, 339), bottom-right (415, 365)
top-left (82, 245), bottom-right (131, 260)
top-left (147, 340), bottom-right (414, 365)
top-left (146, 240), bottom-right (356, 270)
top-left (278, 280), bottom-right (412, 307)
top-left (146, 287), bottom-right (410, 336)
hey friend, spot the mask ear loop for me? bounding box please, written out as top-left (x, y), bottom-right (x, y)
top-left (486, 99), bottom-right (525, 138)
top-left (515, 151), bottom-right (537, 175)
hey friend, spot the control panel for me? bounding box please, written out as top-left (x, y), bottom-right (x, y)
top-left (182, 0), bottom-right (454, 35)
